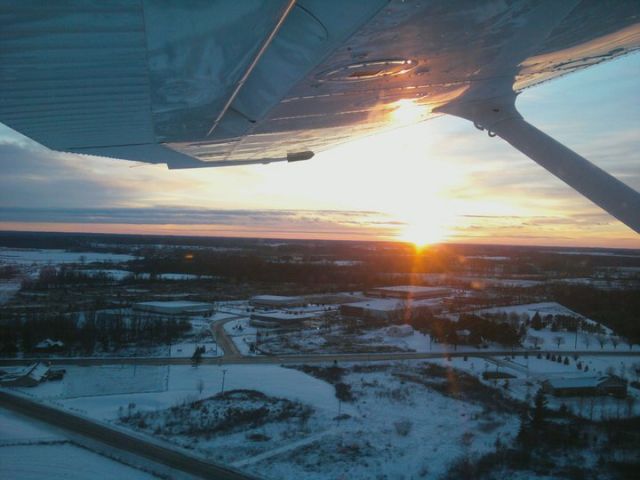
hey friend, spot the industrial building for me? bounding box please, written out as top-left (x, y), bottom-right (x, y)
top-left (366, 285), bottom-right (452, 300)
top-left (133, 300), bottom-right (214, 315)
top-left (250, 311), bottom-right (320, 328)
top-left (340, 297), bottom-right (446, 321)
top-left (250, 295), bottom-right (305, 309)
top-left (542, 376), bottom-right (627, 398)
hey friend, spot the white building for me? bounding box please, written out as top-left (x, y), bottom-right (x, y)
top-left (250, 311), bottom-right (320, 328)
top-left (250, 295), bottom-right (305, 309)
top-left (340, 296), bottom-right (446, 321)
top-left (133, 300), bottom-right (214, 315)
top-left (366, 285), bottom-right (452, 300)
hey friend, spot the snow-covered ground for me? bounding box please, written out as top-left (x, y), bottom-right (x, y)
top-left (0, 407), bottom-right (158, 479)
top-left (170, 341), bottom-right (222, 358)
top-left (11, 361), bottom-right (520, 479)
top-left (474, 302), bottom-right (604, 329)
top-left (224, 317), bottom-right (258, 355)
top-left (446, 355), bottom-right (640, 419)
top-left (473, 302), bottom-right (636, 352)
top-left (250, 363), bottom-right (519, 480)
top-left (0, 247), bottom-right (136, 266)
top-left (0, 280), bottom-right (20, 304)
top-left (15, 364), bottom-right (343, 422)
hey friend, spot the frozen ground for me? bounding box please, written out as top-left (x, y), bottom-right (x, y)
top-left (170, 341), bottom-right (222, 358)
top-left (10, 353), bottom-right (639, 479)
top-left (224, 317), bottom-right (258, 355)
top-left (447, 355), bottom-right (640, 419)
top-left (251, 362), bottom-right (520, 480)
top-left (0, 407), bottom-right (158, 479)
top-left (0, 280), bottom-right (20, 304)
top-left (0, 247), bottom-right (136, 266)
top-left (15, 361), bottom-right (520, 479)
top-left (17, 364), bottom-right (343, 422)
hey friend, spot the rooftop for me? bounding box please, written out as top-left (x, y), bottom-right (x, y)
top-left (343, 297), bottom-right (444, 312)
top-left (370, 285), bottom-right (451, 294)
top-left (545, 376), bottom-right (616, 389)
top-left (135, 301), bottom-right (212, 308)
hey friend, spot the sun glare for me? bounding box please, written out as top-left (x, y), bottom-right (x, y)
top-left (398, 207), bottom-right (454, 248)
top-left (391, 99), bottom-right (428, 124)
top-left (400, 219), bottom-right (448, 248)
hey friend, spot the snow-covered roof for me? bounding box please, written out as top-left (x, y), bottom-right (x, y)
top-left (135, 301), bottom-right (211, 308)
top-left (545, 376), bottom-right (615, 389)
top-left (25, 362), bottom-right (50, 382)
top-left (251, 311), bottom-right (318, 322)
top-left (251, 295), bottom-right (300, 302)
top-left (35, 338), bottom-right (64, 349)
top-left (370, 285), bottom-right (450, 294)
top-left (342, 297), bottom-right (443, 312)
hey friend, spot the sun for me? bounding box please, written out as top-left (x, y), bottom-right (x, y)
top-left (397, 207), bottom-right (455, 248)
top-left (400, 220), bottom-right (448, 248)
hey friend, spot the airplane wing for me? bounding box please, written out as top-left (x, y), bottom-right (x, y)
top-left (1, 0), bottom-right (639, 230)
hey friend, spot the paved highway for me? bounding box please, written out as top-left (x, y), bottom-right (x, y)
top-left (1, 349), bottom-right (639, 368)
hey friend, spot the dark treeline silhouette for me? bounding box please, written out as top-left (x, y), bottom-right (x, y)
top-left (548, 284), bottom-right (640, 344)
top-left (0, 310), bottom-right (190, 356)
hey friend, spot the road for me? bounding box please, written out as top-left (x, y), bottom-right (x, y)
top-left (2, 349), bottom-right (639, 368)
top-left (210, 315), bottom-right (243, 358)
top-left (0, 389), bottom-right (261, 480)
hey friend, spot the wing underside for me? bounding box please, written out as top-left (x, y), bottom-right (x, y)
top-left (1, 0), bottom-right (639, 169)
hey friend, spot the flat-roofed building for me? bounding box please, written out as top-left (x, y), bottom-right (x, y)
top-left (366, 285), bottom-right (451, 300)
top-left (542, 375), bottom-right (627, 398)
top-left (133, 300), bottom-right (214, 315)
top-left (250, 311), bottom-right (320, 328)
top-left (250, 295), bottom-right (305, 309)
top-left (340, 297), bottom-right (445, 321)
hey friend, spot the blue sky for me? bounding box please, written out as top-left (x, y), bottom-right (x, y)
top-left (0, 53), bottom-right (638, 247)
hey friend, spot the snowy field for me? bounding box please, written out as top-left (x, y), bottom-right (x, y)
top-left (0, 280), bottom-right (20, 304)
top-left (17, 364), bottom-right (342, 422)
top-left (9, 355), bottom-right (639, 478)
top-left (14, 361), bottom-right (520, 479)
top-left (249, 363), bottom-right (519, 480)
top-left (170, 341), bottom-right (222, 358)
top-left (0, 247), bottom-right (136, 266)
top-left (224, 318), bottom-right (259, 355)
top-left (0, 408), bottom-right (158, 480)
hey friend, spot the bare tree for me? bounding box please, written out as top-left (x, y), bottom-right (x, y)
top-left (596, 334), bottom-right (608, 350)
top-left (611, 336), bottom-right (620, 350)
top-left (527, 335), bottom-right (544, 349)
top-left (554, 336), bottom-right (565, 349)
top-left (582, 334), bottom-right (591, 350)
top-left (623, 337), bottom-right (634, 351)
top-left (626, 396), bottom-right (636, 418)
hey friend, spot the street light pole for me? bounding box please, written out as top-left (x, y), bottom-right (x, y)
top-left (221, 369), bottom-right (227, 395)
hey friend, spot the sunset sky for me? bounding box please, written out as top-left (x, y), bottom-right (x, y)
top-left (1, 54), bottom-right (639, 248)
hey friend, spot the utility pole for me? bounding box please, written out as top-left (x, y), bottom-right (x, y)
top-left (220, 369), bottom-right (227, 394)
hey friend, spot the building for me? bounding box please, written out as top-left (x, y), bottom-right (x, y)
top-left (34, 338), bottom-right (65, 351)
top-left (542, 376), bottom-right (627, 398)
top-left (133, 300), bottom-right (214, 315)
top-left (250, 295), bottom-right (305, 309)
top-left (250, 311), bottom-right (320, 328)
top-left (366, 285), bottom-right (452, 300)
top-left (340, 297), bottom-right (445, 321)
top-left (386, 324), bottom-right (414, 337)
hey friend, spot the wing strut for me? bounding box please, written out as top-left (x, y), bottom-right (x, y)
top-left (439, 95), bottom-right (640, 233)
